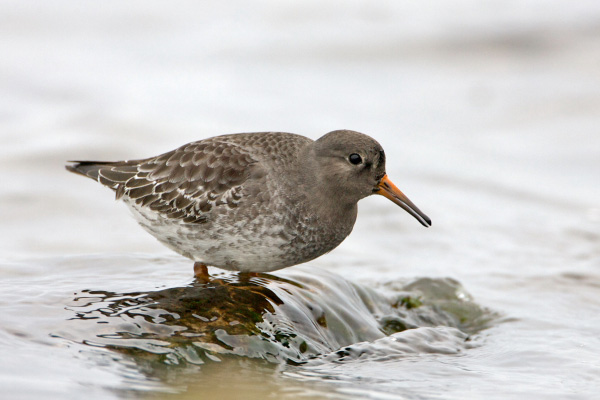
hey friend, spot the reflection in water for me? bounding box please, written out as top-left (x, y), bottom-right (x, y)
top-left (64, 267), bottom-right (496, 374)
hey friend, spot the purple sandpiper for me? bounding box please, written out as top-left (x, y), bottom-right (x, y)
top-left (67, 130), bottom-right (431, 277)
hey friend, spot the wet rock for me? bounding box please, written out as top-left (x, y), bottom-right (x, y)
top-left (65, 267), bottom-right (496, 367)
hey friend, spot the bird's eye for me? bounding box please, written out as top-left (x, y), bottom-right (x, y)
top-left (348, 153), bottom-right (362, 165)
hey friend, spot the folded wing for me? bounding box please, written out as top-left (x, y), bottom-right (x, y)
top-left (66, 139), bottom-right (260, 224)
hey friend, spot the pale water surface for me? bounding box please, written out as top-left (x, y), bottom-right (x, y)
top-left (1, 1), bottom-right (599, 399)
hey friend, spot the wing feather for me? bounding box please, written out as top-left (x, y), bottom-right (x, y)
top-left (69, 139), bottom-right (260, 224)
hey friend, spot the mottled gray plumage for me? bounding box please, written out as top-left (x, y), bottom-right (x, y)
top-left (67, 130), bottom-right (430, 272)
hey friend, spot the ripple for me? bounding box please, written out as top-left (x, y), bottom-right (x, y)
top-left (59, 265), bottom-right (496, 371)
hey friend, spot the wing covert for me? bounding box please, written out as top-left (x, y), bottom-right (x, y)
top-left (95, 140), bottom-right (259, 224)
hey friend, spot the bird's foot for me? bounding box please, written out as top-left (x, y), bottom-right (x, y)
top-left (238, 271), bottom-right (260, 282)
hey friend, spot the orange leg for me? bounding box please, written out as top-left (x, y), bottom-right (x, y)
top-left (239, 271), bottom-right (260, 281)
top-left (194, 262), bottom-right (209, 280)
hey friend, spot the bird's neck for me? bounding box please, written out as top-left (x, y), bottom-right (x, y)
top-left (292, 166), bottom-right (358, 233)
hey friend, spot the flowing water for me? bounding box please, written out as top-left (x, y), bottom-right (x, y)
top-left (1, 1), bottom-right (599, 399)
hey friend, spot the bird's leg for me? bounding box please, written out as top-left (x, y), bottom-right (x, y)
top-left (238, 271), bottom-right (260, 282)
top-left (194, 262), bottom-right (209, 281)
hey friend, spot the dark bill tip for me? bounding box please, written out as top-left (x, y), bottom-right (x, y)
top-left (375, 175), bottom-right (431, 228)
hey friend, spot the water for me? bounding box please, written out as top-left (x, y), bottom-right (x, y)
top-left (1, 1), bottom-right (600, 399)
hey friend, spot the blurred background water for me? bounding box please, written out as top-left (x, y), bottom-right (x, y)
top-left (1, 1), bottom-right (599, 399)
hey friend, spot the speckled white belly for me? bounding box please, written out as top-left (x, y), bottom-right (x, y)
top-left (123, 198), bottom-right (293, 272)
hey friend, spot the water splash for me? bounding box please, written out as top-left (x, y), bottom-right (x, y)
top-left (61, 266), bottom-right (496, 370)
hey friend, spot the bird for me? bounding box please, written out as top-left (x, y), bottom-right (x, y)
top-left (66, 130), bottom-right (431, 278)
